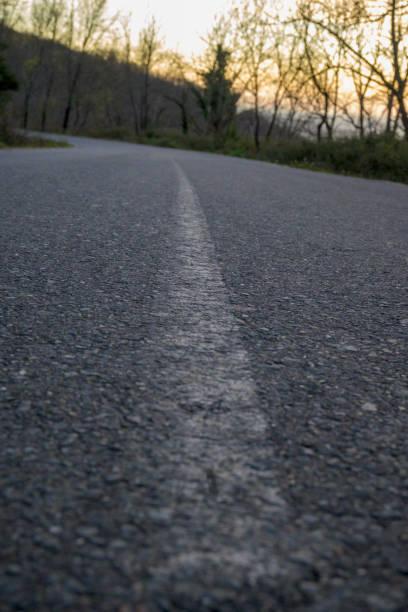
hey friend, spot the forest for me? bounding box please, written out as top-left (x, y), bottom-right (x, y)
top-left (1, 0), bottom-right (408, 181)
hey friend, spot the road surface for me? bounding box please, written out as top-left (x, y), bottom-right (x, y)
top-left (1, 136), bottom-right (408, 611)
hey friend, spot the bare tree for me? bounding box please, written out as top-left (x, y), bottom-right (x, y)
top-left (135, 16), bottom-right (163, 133)
top-left (121, 16), bottom-right (163, 134)
top-left (0, 0), bottom-right (25, 39)
top-left (120, 14), bottom-right (139, 134)
top-left (61, 0), bottom-right (116, 131)
top-left (162, 50), bottom-right (192, 134)
top-left (19, 0), bottom-right (66, 129)
top-left (265, 24), bottom-right (304, 140)
top-left (36, 0), bottom-right (66, 130)
top-left (297, 0), bottom-right (408, 139)
top-left (232, 0), bottom-right (273, 150)
top-left (340, 32), bottom-right (381, 137)
top-left (292, 9), bottom-right (347, 141)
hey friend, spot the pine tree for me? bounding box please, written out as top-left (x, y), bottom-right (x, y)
top-left (192, 44), bottom-right (239, 144)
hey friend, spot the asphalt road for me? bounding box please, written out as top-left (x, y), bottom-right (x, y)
top-left (1, 135), bottom-right (408, 611)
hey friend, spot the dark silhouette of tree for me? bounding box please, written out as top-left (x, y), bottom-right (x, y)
top-left (297, 0), bottom-right (408, 139)
top-left (232, 0), bottom-right (273, 151)
top-left (61, 0), bottom-right (115, 131)
top-left (192, 43), bottom-right (239, 143)
top-left (0, 43), bottom-right (18, 100)
top-left (136, 17), bottom-right (163, 133)
top-left (0, 42), bottom-right (18, 143)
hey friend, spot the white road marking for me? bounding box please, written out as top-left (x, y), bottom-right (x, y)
top-left (145, 162), bottom-right (286, 591)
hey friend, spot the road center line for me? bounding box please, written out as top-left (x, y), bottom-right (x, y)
top-left (143, 162), bottom-right (286, 595)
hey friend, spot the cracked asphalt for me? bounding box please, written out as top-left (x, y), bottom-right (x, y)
top-left (1, 135), bottom-right (408, 611)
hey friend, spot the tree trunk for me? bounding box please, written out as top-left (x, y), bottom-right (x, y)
top-left (317, 119), bottom-right (324, 142)
top-left (22, 97), bottom-right (29, 130)
top-left (41, 77), bottom-right (54, 132)
top-left (326, 120), bottom-right (333, 140)
top-left (385, 91), bottom-right (394, 133)
top-left (62, 100), bottom-right (72, 131)
top-left (397, 92), bottom-right (408, 140)
top-left (254, 88), bottom-right (260, 152)
top-left (265, 105), bottom-right (279, 141)
top-left (140, 70), bottom-right (150, 133)
top-left (180, 104), bottom-right (189, 134)
top-left (126, 65), bottom-right (139, 135)
top-left (359, 95), bottom-right (365, 138)
top-left (21, 86), bottom-right (33, 130)
top-left (254, 111), bottom-right (260, 151)
top-left (62, 61), bottom-right (82, 132)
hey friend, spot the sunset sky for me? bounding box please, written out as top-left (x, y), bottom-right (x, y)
top-left (109, 0), bottom-right (232, 55)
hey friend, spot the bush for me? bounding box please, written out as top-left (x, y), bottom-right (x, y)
top-left (0, 124), bottom-right (71, 147)
top-left (261, 135), bottom-right (408, 183)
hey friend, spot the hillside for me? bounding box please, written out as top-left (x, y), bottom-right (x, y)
top-left (1, 26), bottom-right (195, 136)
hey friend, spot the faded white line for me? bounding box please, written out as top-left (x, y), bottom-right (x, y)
top-left (144, 162), bottom-right (286, 594)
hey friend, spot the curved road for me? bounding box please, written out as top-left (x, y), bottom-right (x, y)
top-left (1, 136), bottom-right (408, 611)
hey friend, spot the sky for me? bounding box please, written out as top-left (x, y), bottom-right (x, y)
top-left (108, 0), bottom-right (232, 55)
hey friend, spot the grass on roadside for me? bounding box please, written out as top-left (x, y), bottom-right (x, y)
top-left (0, 124), bottom-right (71, 148)
top-left (84, 126), bottom-right (255, 155)
top-left (260, 135), bottom-right (408, 184)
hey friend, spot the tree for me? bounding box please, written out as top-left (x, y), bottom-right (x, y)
top-left (341, 32), bottom-right (381, 137)
top-left (33, 0), bottom-right (66, 131)
top-left (192, 43), bottom-right (240, 143)
top-left (0, 44), bottom-right (17, 98)
top-left (232, 0), bottom-right (273, 150)
top-left (297, 0), bottom-right (408, 139)
top-left (21, 1), bottom-right (58, 128)
top-left (296, 17), bottom-right (344, 140)
top-left (0, 0), bottom-right (25, 39)
top-left (264, 25), bottom-right (304, 141)
top-left (121, 14), bottom-right (139, 134)
top-left (135, 17), bottom-right (163, 133)
top-left (120, 15), bottom-right (163, 134)
top-left (61, 0), bottom-right (116, 131)
top-left (162, 50), bottom-right (192, 134)
top-left (0, 43), bottom-right (18, 139)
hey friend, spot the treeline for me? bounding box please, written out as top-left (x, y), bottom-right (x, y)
top-left (0, 1), bottom-right (192, 135)
top-left (1, 0), bottom-right (408, 147)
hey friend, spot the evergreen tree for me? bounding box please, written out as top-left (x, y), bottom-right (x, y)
top-left (0, 44), bottom-right (18, 110)
top-left (192, 44), bottom-right (239, 144)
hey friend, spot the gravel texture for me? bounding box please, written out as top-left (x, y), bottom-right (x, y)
top-left (1, 136), bottom-right (408, 611)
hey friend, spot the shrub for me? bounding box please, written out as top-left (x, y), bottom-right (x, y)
top-left (261, 135), bottom-right (408, 183)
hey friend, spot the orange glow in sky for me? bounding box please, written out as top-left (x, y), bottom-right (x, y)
top-left (108, 0), bottom-right (232, 54)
